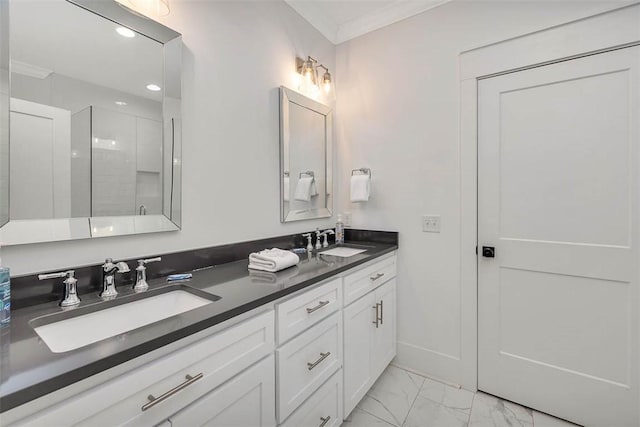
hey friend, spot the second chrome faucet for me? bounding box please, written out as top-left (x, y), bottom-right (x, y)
top-left (100, 258), bottom-right (130, 299)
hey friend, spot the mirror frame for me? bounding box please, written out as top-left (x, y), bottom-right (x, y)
top-left (279, 86), bottom-right (333, 223)
top-left (0, 0), bottom-right (182, 245)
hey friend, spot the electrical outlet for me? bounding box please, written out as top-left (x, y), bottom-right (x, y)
top-left (344, 212), bottom-right (352, 227)
top-left (422, 215), bottom-right (441, 233)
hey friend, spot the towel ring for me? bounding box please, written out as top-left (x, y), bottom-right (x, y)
top-left (351, 168), bottom-right (371, 178)
top-left (299, 171), bottom-right (315, 178)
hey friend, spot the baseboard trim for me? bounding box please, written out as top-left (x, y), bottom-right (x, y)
top-left (394, 341), bottom-right (461, 386)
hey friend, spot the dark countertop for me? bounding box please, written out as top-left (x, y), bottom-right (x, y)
top-left (0, 241), bottom-right (397, 412)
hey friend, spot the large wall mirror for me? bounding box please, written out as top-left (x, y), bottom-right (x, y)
top-left (280, 86), bottom-right (333, 222)
top-left (0, 0), bottom-right (182, 245)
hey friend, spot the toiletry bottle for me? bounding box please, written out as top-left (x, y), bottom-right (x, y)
top-left (0, 245), bottom-right (9, 327)
top-left (336, 215), bottom-right (345, 244)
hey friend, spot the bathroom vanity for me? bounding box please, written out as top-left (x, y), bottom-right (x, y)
top-left (0, 232), bottom-right (398, 426)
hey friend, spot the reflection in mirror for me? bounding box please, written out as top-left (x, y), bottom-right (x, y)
top-left (280, 86), bottom-right (332, 222)
top-left (0, 0), bottom-right (182, 245)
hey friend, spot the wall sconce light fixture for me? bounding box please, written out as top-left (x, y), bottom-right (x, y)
top-left (296, 56), bottom-right (332, 95)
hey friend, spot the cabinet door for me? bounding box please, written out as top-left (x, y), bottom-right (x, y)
top-left (170, 355), bottom-right (276, 427)
top-left (373, 279), bottom-right (396, 378)
top-left (343, 291), bottom-right (376, 417)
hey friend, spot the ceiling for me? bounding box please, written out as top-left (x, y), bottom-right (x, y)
top-left (284, 0), bottom-right (451, 44)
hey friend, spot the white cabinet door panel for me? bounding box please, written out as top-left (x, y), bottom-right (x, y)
top-left (373, 279), bottom-right (396, 378)
top-left (343, 291), bottom-right (376, 417)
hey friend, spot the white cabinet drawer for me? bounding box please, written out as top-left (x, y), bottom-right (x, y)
top-left (15, 310), bottom-right (275, 427)
top-left (276, 277), bottom-right (341, 344)
top-left (344, 255), bottom-right (396, 306)
top-left (171, 355), bottom-right (276, 427)
top-left (281, 369), bottom-right (343, 427)
top-left (276, 312), bottom-right (342, 422)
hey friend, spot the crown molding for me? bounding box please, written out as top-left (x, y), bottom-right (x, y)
top-left (336, 0), bottom-right (451, 44)
top-left (285, 0), bottom-right (451, 45)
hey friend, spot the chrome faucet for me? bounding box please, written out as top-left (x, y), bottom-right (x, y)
top-left (321, 229), bottom-right (335, 247)
top-left (134, 257), bottom-right (161, 292)
top-left (38, 270), bottom-right (81, 308)
top-left (101, 258), bottom-right (130, 299)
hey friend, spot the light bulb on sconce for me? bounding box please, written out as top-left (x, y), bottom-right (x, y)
top-left (295, 56), bottom-right (332, 97)
top-left (317, 64), bottom-right (332, 93)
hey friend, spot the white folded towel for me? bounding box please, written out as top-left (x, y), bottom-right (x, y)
top-left (248, 248), bottom-right (300, 272)
top-left (350, 174), bottom-right (370, 202)
top-left (283, 175), bottom-right (290, 202)
top-left (294, 176), bottom-right (314, 202)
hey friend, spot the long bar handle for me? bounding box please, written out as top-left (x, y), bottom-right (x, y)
top-left (38, 271), bottom-right (68, 280)
top-left (142, 373), bottom-right (203, 411)
top-left (307, 352), bottom-right (331, 370)
top-left (372, 304), bottom-right (379, 328)
top-left (379, 300), bottom-right (384, 325)
top-left (319, 415), bottom-right (332, 427)
top-left (369, 272), bottom-right (384, 281)
top-left (306, 300), bottom-right (330, 314)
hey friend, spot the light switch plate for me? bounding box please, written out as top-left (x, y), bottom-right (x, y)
top-left (422, 215), bottom-right (441, 233)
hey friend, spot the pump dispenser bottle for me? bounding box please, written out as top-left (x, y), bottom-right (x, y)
top-left (335, 215), bottom-right (345, 244)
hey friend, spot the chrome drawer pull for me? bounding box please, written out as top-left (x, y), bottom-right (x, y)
top-left (307, 351), bottom-right (331, 370)
top-left (319, 415), bottom-right (331, 427)
top-left (306, 300), bottom-right (330, 314)
top-left (369, 272), bottom-right (384, 281)
top-left (379, 299), bottom-right (384, 325)
top-left (141, 373), bottom-right (204, 411)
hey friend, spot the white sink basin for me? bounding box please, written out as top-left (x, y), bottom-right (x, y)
top-left (320, 247), bottom-right (367, 257)
top-left (34, 290), bottom-right (213, 353)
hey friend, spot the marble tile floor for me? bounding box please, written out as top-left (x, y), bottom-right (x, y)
top-left (343, 365), bottom-right (580, 427)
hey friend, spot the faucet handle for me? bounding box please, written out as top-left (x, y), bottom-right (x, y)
top-left (115, 262), bottom-right (130, 273)
top-left (38, 271), bottom-right (70, 281)
top-left (134, 257), bottom-right (161, 292)
top-left (103, 258), bottom-right (130, 273)
top-left (38, 270), bottom-right (80, 307)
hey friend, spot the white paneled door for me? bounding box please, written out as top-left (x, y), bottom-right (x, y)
top-left (478, 46), bottom-right (639, 427)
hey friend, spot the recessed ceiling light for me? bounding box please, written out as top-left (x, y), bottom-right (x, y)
top-left (115, 101), bottom-right (128, 106)
top-left (146, 84), bottom-right (161, 92)
top-left (116, 27), bottom-right (136, 38)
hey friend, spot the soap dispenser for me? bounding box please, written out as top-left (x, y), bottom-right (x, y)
top-left (336, 215), bottom-right (345, 244)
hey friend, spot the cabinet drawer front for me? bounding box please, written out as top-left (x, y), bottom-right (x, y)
top-left (344, 255), bottom-right (396, 306)
top-left (170, 355), bottom-right (276, 427)
top-left (277, 312), bottom-right (342, 422)
top-left (16, 310), bottom-right (275, 427)
top-left (276, 277), bottom-right (341, 344)
top-left (281, 369), bottom-right (343, 427)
